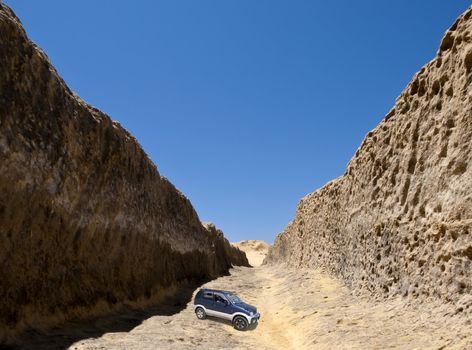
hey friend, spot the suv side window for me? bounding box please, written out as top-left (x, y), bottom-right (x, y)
top-left (203, 292), bottom-right (213, 300)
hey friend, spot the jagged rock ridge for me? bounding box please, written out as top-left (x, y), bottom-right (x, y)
top-left (0, 3), bottom-right (248, 341)
top-left (266, 7), bottom-right (472, 313)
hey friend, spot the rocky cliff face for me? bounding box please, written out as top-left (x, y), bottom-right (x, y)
top-left (0, 3), bottom-right (248, 341)
top-left (266, 7), bottom-right (472, 313)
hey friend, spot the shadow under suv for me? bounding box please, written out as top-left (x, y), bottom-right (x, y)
top-left (194, 288), bottom-right (260, 330)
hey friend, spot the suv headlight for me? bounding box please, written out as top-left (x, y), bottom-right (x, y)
top-left (250, 311), bottom-right (254, 316)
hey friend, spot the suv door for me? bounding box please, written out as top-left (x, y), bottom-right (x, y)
top-left (201, 291), bottom-right (216, 314)
top-left (213, 293), bottom-right (232, 319)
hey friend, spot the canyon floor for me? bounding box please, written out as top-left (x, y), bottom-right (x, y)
top-left (12, 244), bottom-right (471, 350)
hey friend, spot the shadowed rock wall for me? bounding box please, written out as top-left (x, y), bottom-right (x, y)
top-left (0, 4), bottom-right (248, 341)
top-left (266, 7), bottom-right (472, 313)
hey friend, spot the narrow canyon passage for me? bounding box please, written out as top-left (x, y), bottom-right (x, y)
top-left (2, 3), bottom-right (472, 350)
top-left (60, 263), bottom-right (469, 350)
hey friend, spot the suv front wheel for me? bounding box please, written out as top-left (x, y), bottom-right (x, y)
top-left (232, 316), bottom-right (248, 331)
top-left (195, 307), bottom-right (206, 320)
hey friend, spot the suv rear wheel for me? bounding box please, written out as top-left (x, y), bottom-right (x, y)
top-left (233, 316), bottom-right (248, 331)
top-left (195, 307), bottom-right (206, 320)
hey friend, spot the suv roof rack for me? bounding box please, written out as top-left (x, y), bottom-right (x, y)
top-left (199, 288), bottom-right (236, 294)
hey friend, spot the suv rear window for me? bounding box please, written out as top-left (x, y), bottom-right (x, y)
top-left (203, 292), bottom-right (213, 300)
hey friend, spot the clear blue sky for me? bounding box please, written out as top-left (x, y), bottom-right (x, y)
top-left (6, 1), bottom-right (470, 243)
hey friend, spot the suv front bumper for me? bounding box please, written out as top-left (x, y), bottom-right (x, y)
top-left (249, 313), bottom-right (260, 324)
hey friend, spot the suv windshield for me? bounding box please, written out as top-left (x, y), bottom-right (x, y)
top-left (226, 293), bottom-right (242, 304)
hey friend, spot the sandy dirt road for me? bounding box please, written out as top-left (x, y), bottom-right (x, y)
top-left (10, 242), bottom-right (471, 350)
top-left (60, 264), bottom-right (470, 350)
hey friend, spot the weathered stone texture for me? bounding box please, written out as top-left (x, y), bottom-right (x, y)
top-left (266, 7), bottom-right (472, 313)
top-left (0, 4), bottom-right (248, 340)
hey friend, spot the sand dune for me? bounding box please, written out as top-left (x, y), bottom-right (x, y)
top-left (233, 240), bottom-right (270, 267)
top-left (43, 264), bottom-right (470, 350)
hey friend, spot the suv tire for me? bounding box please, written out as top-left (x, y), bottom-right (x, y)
top-left (195, 307), bottom-right (206, 320)
top-left (232, 316), bottom-right (248, 331)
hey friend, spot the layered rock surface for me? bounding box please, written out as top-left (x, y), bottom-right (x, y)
top-left (0, 3), bottom-right (248, 341)
top-left (266, 7), bottom-right (472, 313)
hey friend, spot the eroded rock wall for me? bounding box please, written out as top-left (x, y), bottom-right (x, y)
top-left (0, 4), bottom-right (248, 340)
top-left (266, 7), bottom-right (472, 313)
